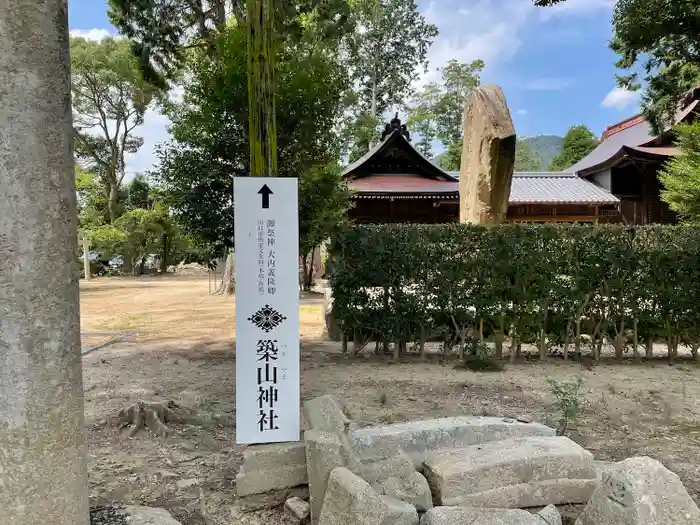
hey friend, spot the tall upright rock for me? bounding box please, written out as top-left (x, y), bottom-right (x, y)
top-left (0, 2), bottom-right (90, 524)
top-left (459, 85), bottom-right (516, 225)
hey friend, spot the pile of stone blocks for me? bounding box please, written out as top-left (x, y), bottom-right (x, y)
top-left (235, 394), bottom-right (700, 525)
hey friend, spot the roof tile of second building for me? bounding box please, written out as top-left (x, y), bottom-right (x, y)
top-left (351, 172), bottom-right (619, 205)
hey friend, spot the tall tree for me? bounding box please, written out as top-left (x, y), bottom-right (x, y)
top-left (435, 59), bottom-right (484, 145)
top-left (347, 0), bottom-right (438, 119)
top-left (156, 25), bottom-right (350, 289)
top-left (343, 112), bottom-right (381, 162)
top-left (535, 0), bottom-right (700, 132)
top-left (407, 59), bottom-right (483, 167)
top-left (71, 36), bottom-right (161, 222)
top-left (407, 82), bottom-right (442, 157)
top-left (660, 122), bottom-right (700, 222)
top-left (548, 125), bottom-right (598, 171)
top-left (515, 140), bottom-right (541, 172)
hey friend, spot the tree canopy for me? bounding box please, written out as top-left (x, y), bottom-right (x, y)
top-left (514, 140), bottom-right (541, 172)
top-left (407, 59), bottom-right (484, 168)
top-left (71, 36), bottom-right (161, 222)
top-left (548, 125), bottom-right (598, 171)
top-left (660, 122), bottom-right (700, 222)
top-left (156, 24), bottom-right (351, 258)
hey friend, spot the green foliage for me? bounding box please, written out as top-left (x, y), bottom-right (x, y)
top-left (329, 224), bottom-right (700, 363)
top-left (461, 342), bottom-right (504, 372)
top-left (343, 112), bottom-right (381, 163)
top-left (71, 36), bottom-right (162, 222)
top-left (515, 140), bottom-right (541, 172)
top-left (549, 126), bottom-right (598, 171)
top-left (407, 59), bottom-right (484, 158)
top-left (157, 24), bottom-right (350, 256)
top-left (108, 0), bottom-right (353, 88)
top-left (660, 122), bottom-right (700, 222)
top-left (438, 141), bottom-right (462, 171)
top-left (546, 377), bottom-right (583, 435)
top-left (347, 0), bottom-right (438, 116)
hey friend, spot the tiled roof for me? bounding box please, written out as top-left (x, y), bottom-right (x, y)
top-left (350, 172), bottom-right (619, 205)
top-left (508, 172), bottom-right (619, 205)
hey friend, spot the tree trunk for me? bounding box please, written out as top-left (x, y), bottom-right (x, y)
top-left (214, 0), bottom-right (226, 28)
top-left (107, 182), bottom-right (118, 223)
top-left (0, 2), bottom-right (90, 522)
top-left (216, 251), bottom-right (235, 295)
top-left (646, 338), bottom-right (654, 359)
top-left (247, 0), bottom-right (277, 178)
top-left (159, 234), bottom-right (169, 273)
top-left (138, 257), bottom-right (146, 276)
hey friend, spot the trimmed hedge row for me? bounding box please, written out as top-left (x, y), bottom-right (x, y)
top-left (328, 224), bottom-right (700, 362)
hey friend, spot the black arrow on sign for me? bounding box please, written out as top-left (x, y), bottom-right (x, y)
top-left (258, 184), bottom-right (273, 209)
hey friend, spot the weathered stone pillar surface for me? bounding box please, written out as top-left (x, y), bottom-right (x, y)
top-left (459, 84), bottom-right (516, 225)
top-left (0, 2), bottom-right (89, 525)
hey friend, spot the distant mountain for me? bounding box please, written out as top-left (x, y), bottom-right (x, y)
top-left (431, 135), bottom-right (563, 171)
top-left (521, 135), bottom-right (563, 171)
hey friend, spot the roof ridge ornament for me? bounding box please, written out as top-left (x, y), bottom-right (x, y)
top-left (381, 111), bottom-right (411, 142)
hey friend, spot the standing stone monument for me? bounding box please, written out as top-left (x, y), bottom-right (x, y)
top-left (459, 84), bottom-right (516, 225)
top-left (0, 1), bottom-right (90, 524)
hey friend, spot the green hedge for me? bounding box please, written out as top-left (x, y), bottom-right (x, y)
top-left (328, 224), bottom-right (700, 362)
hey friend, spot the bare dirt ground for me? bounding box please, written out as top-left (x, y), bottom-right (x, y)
top-left (81, 275), bottom-right (700, 524)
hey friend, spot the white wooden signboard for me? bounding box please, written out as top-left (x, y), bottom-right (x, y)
top-left (234, 177), bottom-right (300, 444)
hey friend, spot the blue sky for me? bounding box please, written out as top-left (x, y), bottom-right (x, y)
top-left (68, 0), bottom-right (640, 174)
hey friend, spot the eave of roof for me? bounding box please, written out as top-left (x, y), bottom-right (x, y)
top-left (576, 145), bottom-right (679, 177)
top-left (342, 130), bottom-right (458, 182)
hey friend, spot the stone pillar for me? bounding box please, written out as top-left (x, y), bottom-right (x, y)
top-left (0, 2), bottom-right (90, 525)
top-left (459, 85), bottom-right (516, 225)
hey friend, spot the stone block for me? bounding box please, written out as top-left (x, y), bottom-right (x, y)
top-left (319, 467), bottom-right (418, 525)
top-left (306, 430), bottom-right (349, 524)
top-left (241, 441), bottom-right (307, 472)
top-left (575, 456), bottom-right (700, 525)
top-left (304, 394), bottom-right (353, 434)
top-left (349, 416), bottom-right (555, 467)
top-left (424, 436), bottom-right (596, 508)
top-left (361, 452), bottom-right (433, 512)
top-left (235, 464), bottom-right (308, 498)
top-left (123, 506), bottom-right (182, 525)
top-left (420, 507), bottom-right (541, 525)
top-left (537, 505), bottom-right (562, 525)
top-left (285, 496), bottom-right (311, 521)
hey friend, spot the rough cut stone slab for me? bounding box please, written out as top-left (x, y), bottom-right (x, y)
top-left (349, 416), bottom-right (555, 467)
top-left (537, 505), bottom-right (562, 525)
top-left (459, 84), bottom-right (516, 225)
top-left (285, 496), bottom-right (311, 521)
top-left (575, 456), bottom-right (700, 525)
top-left (236, 464), bottom-right (308, 498)
top-left (360, 452), bottom-right (433, 512)
top-left (306, 430), bottom-right (349, 524)
top-left (235, 441), bottom-right (307, 497)
top-left (304, 394), bottom-right (353, 434)
top-left (319, 467), bottom-right (418, 525)
top-left (124, 506), bottom-right (182, 525)
top-left (241, 441), bottom-right (307, 472)
top-left (424, 436), bottom-right (596, 508)
top-left (420, 506), bottom-right (541, 525)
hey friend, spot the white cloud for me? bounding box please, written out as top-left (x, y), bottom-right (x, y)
top-left (516, 109), bottom-right (529, 116)
top-left (601, 87), bottom-right (640, 110)
top-left (522, 78), bottom-right (571, 91)
top-left (538, 0), bottom-right (614, 19)
top-left (70, 28), bottom-right (115, 41)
